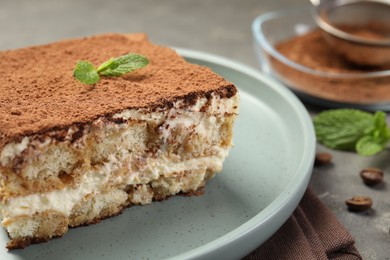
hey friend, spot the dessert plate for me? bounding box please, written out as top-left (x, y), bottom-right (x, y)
top-left (1, 49), bottom-right (315, 260)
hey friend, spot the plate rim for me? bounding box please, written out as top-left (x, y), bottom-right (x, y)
top-left (167, 48), bottom-right (316, 259)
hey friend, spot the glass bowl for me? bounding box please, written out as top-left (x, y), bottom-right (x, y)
top-left (251, 7), bottom-right (390, 111)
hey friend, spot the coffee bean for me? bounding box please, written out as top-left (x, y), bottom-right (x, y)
top-left (345, 196), bottom-right (373, 212)
top-left (314, 152), bottom-right (332, 166)
top-left (360, 168), bottom-right (384, 186)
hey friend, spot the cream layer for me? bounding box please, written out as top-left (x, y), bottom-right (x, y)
top-left (2, 148), bottom-right (228, 221)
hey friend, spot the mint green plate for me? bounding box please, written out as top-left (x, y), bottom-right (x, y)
top-left (2, 49), bottom-right (315, 260)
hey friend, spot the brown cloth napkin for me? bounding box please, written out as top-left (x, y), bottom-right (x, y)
top-left (244, 188), bottom-right (362, 260)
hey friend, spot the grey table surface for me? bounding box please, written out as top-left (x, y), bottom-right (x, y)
top-left (1, 0), bottom-right (389, 259)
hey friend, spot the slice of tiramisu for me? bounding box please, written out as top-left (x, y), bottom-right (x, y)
top-left (0, 34), bottom-right (239, 249)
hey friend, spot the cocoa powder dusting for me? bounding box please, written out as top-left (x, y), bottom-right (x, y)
top-left (272, 28), bottom-right (390, 104)
top-left (0, 33), bottom-right (236, 149)
top-left (336, 23), bottom-right (390, 40)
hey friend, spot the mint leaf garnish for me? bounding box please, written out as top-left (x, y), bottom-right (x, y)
top-left (73, 53), bottom-right (149, 85)
top-left (313, 109), bottom-right (374, 150)
top-left (356, 136), bottom-right (384, 156)
top-left (97, 53), bottom-right (149, 77)
top-left (313, 109), bottom-right (390, 156)
top-left (373, 111), bottom-right (390, 144)
top-left (73, 61), bottom-right (100, 85)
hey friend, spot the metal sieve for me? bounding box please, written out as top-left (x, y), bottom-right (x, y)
top-left (312, 0), bottom-right (390, 66)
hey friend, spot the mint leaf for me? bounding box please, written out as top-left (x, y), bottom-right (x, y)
top-left (356, 136), bottom-right (385, 156)
top-left (314, 109), bottom-right (390, 156)
top-left (358, 111), bottom-right (390, 156)
top-left (73, 53), bottom-right (149, 85)
top-left (73, 61), bottom-right (100, 85)
top-left (372, 111), bottom-right (390, 144)
top-left (313, 109), bottom-right (374, 150)
top-left (97, 53), bottom-right (149, 77)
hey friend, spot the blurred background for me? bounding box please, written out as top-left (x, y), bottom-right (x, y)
top-left (0, 0), bottom-right (307, 66)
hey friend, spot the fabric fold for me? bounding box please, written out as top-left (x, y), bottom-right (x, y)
top-left (244, 188), bottom-right (362, 260)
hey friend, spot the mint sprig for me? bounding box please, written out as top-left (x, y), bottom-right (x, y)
top-left (313, 109), bottom-right (390, 156)
top-left (73, 61), bottom-right (100, 85)
top-left (73, 53), bottom-right (149, 85)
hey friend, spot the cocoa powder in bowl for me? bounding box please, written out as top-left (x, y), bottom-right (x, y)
top-left (270, 28), bottom-right (390, 104)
